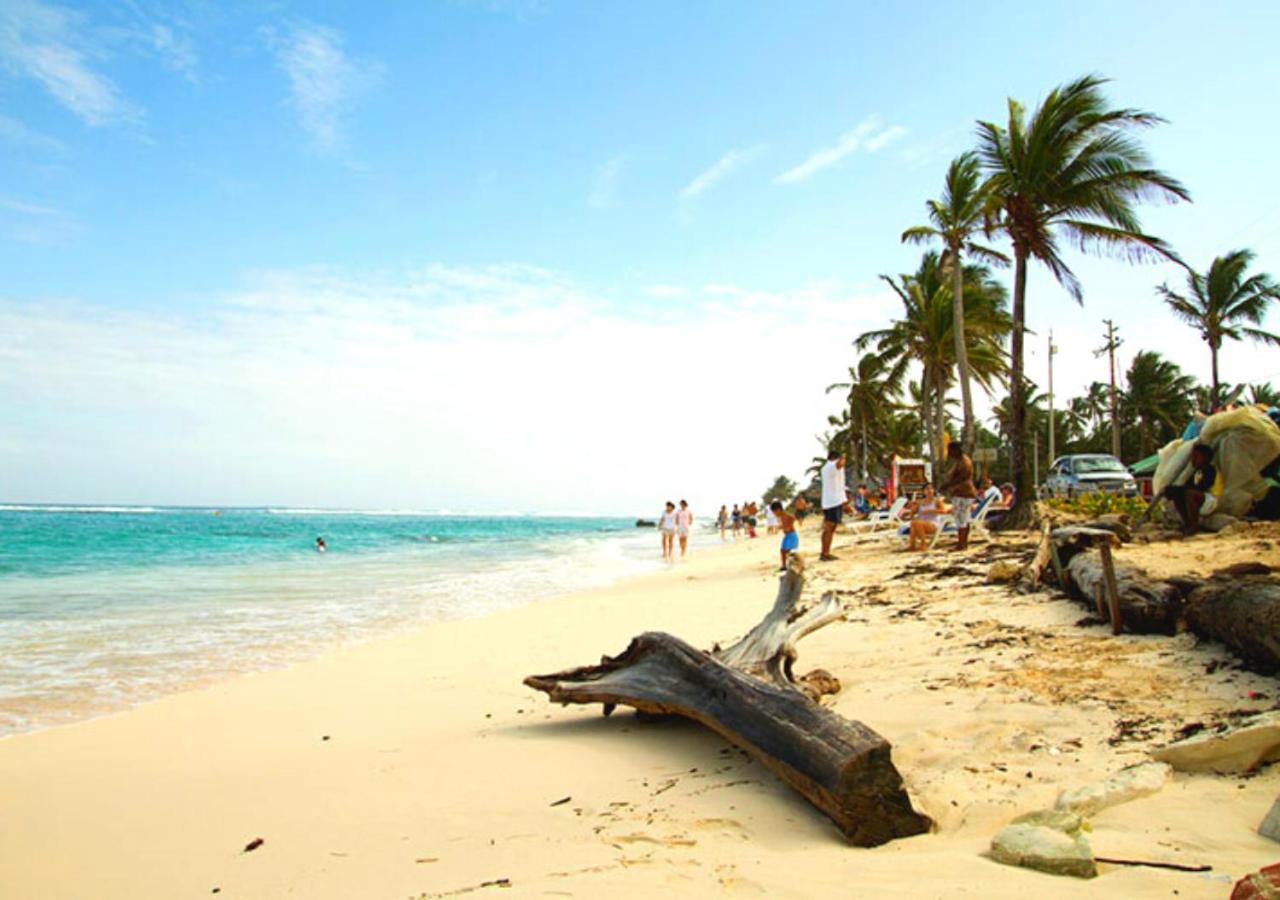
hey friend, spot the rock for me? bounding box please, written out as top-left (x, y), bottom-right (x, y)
top-left (797, 668), bottom-right (841, 700)
top-left (990, 822), bottom-right (1097, 879)
top-left (1055, 761), bottom-right (1171, 816)
top-left (1010, 808), bottom-right (1086, 835)
top-left (1232, 863), bottom-right (1280, 899)
top-left (1152, 712), bottom-right (1280, 774)
top-left (1258, 796), bottom-right (1280, 843)
top-left (986, 560), bottom-right (1022, 584)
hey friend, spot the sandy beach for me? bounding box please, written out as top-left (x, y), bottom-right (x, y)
top-left (3, 520), bottom-right (1280, 898)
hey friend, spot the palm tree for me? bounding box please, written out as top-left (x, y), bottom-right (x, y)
top-left (1244, 383), bottom-right (1280, 407)
top-left (1121, 351), bottom-right (1196, 457)
top-left (902, 152), bottom-right (1010, 455)
top-left (825, 351), bottom-right (905, 480)
top-left (976, 74), bottom-right (1190, 527)
top-left (859, 252), bottom-right (1010, 479)
top-left (1156, 249), bottom-right (1280, 408)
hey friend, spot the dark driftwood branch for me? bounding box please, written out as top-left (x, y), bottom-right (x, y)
top-left (525, 631), bottom-right (931, 845)
top-left (1186, 580), bottom-right (1280, 674)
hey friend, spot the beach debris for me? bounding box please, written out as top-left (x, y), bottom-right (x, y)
top-left (1232, 863), bottom-right (1280, 899)
top-left (549, 796), bottom-right (571, 807)
top-left (985, 560), bottom-right (1022, 583)
top-left (1152, 711), bottom-right (1280, 773)
top-left (242, 837), bottom-right (264, 853)
top-left (990, 809), bottom-right (1097, 879)
top-left (322, 735), bottom-right (330, 741)
top-left (1094, 856), bottom-right (1211, 873)
top-left (1257, 796), bottom-right (1280, 843)
top-left (1055, 761), bottom-right (1171, 816)
top-left (524, 555), bottom-right (931, 847)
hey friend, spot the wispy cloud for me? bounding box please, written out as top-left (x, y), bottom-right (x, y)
top-left (0, 194), bottom-right (78, 243)
top-left (0, 111), bottom-right (66, 154)
top-left (774, 116), bottom-right (906, 185)
top-left (0, 0), bottom-right (138, 126)
top-left (679, 144), bottom-right (764, 199)
top-left (147, 22), bottom-right (197, 82)
top-left (271, 23), bottom-right (381, 153)
top-left (588, 154), bottom-right (625, 209)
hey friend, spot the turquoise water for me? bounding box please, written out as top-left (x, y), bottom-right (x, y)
top-left (0, 506), bottom-right (686, 736)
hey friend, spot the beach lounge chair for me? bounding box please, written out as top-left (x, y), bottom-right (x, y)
top-left (848, 497), bottom-right (908, 535)
top-left (923, 494), bottom-right (997, 550)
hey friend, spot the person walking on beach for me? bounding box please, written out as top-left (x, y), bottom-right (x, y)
top-left (676, 500), bottom-right (693, 557)
top-left (659, 501), bottom-right (678, 560)
top-left (939, 442), bottom-right (977, 551)
top-left (717, 505), bottom-right (729, 540)
top-left (731, 504), bottom-right (742, 538)
top-left (765, 503), bottom-right (778, 535)
top-left (819, 450), bottom-right (849, 561)
top-left (771, 501), bottom-right (799, 571)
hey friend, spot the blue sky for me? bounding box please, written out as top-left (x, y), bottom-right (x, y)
top-left (2, 0), bottom-right (1279, 511)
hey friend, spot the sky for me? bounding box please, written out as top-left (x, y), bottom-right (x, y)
top-left (2, 0), bottom-right (1279, 514)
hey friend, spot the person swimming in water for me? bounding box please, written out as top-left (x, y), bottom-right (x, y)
top-left (315, 536), bottom-right (326, 553)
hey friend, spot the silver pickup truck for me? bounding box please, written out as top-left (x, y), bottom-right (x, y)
top-left (1043, 454), bottom-right (1139, 497)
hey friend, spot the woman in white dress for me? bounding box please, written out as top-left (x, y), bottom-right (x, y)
top-left (659, 501), bottom-right (678, 560)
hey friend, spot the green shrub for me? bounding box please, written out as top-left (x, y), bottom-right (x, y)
top-left (1044, 491), bottom-right (1147, 519)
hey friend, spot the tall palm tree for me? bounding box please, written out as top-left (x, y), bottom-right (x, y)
top-left (976, 74), bottom-right (1190, 527)
top-left (1121, 351), bottom-right (1196, 457)
top-left (1244, 383), bottom-right (1280, 407)
top-left (902, 151), bottom-right (1009, 455)
top-left (1156, 249), bottom-right (1280, 408)
top-left (825, 351), bottom-right (905, 481)
top-left (859, 252), bottom-right (1010, 479)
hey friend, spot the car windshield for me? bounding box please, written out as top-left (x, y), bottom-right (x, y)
top-left (1073, 457), bottom-right (1126, 474)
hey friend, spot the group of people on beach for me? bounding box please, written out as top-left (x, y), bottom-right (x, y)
top-left (658, 500), bottom-right (694, 560)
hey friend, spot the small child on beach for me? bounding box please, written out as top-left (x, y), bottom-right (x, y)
top-left (770, 501), bottom-right (798, 571)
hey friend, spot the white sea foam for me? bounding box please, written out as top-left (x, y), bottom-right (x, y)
top-left (0, 505), bottom-right (160, 514)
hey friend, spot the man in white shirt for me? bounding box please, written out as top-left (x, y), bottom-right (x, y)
top-left (819, 449), bottom-right (849, 561)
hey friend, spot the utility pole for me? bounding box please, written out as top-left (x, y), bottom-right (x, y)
top-left (1094, 320), bottom-right (1123, 458)
top-left (1047, 330), bottom-right (1057, 464)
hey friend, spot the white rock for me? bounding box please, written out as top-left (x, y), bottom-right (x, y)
top-left (1055, 761), bottom-right (1172, 816)
top-left (1258, 796), bottom-right (1280, 843)
top-left (1152, 712), bottom-right (1280, 774)
top-left (990, 822), bottom-right (1097, 879)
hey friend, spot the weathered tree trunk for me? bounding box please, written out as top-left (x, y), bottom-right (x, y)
top-left (524, 556), bottom-right (931, 845)
top-left (952, 246), bottom-right (976, 455)
top-left (1063, 550), bottom-right (1185, 635)
top-left (996, 250), bottom-right (1037, 531)
top-left (525, 632), bottom-right (931, 846)
top-left (714, 559), bottom-right (843, 696)
top-left (1185, 581), bottom-right (1280, 674)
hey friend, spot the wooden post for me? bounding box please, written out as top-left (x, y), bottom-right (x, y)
top-left (1094, 580), bottom-right (1107, 619)
top-left (1099, 543), bottom-right (1123, 635)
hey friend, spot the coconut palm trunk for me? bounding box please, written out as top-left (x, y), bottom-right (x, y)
top-left (1210, 337), bottom-right (1221, 408)
top-left (951, 256), bottom-right (976, 453)
top-left (1005, 251), bottom-right (1035, 528)
top-left (934, 370), bottom-right (948, 481)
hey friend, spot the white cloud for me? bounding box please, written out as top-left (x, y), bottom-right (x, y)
top-left (0, 265), bottom-right (897, 512)
top-left (588, 154), bottom-right (625, 209)
top-left (0, 112), bottom-right (65, 153)
top-left (774, 116), bottom-right (905, 184)
top-left (272, 23), bottom-right (381, 153)
top-left (0, 0), bottom-right (138, 126)
top-left (147, 23), bottom-right (197, 81)
top-left (0, 194), bottom-right (77, 243)
top-left (679, 144), bottom-right (764, 199)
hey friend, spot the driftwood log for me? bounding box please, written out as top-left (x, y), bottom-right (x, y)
top-left (1064, 549), bottom-right (1186, 635)
top-left (524, 556), bottom-right (932, 846)
top-left (1186, 580), bottom-right (1280, 674)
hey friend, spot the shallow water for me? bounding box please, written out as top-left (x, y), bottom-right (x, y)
top-left (0, 506), bottom-right (694, 736)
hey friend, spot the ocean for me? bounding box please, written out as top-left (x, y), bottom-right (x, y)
top-left (0, 505), bottom-right (703, 737)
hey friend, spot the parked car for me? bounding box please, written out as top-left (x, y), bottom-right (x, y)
top-left (1043, 454), bottom-right (1138, 497)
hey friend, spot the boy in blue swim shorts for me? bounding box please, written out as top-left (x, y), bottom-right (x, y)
top-left (770, 501), bottom-right (799, 571)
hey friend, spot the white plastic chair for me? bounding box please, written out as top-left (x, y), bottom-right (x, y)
top-left (924, 494), bottom-right (996, 550)
top-left (849, 497), bottom-right (908, 536)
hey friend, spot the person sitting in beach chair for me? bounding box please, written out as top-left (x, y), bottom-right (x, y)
top-left (852, 484), bottom-right (872, 519)
top-left (902, 485), bottom-right (949, 552)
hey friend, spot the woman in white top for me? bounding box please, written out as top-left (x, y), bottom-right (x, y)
top-left (675, 500), bottom-right (693, 557)
top-left (659, 501), bottom-right (678, 560)
top-left (905, 485), bottom-right (950, 552)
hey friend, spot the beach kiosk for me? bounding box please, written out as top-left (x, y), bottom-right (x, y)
top-left (888, 456), bottom-right (930, 501)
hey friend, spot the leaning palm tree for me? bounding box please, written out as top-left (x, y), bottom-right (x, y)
top-left (902, 151), bottom-right (1009, 455)
top-left (1156, 249), bottom-right (1280, 408)
top-left (825, 351), bottom-right (905, 480)
top-left (976, 74), bottom-right (1190, 528)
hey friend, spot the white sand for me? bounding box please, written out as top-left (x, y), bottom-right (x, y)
top-left (2, 520), bottom-right (1278, 898)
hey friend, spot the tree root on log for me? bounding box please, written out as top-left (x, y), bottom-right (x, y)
top-left (523, 555), bottom-right (932, 846)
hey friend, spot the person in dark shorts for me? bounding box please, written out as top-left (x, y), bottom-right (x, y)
top-left (793, 495), bottom-right (809, 521)
top-left (1161, 443), bottom-right (1217, 535)
top-left (819, 449), bottom-right (849, 561)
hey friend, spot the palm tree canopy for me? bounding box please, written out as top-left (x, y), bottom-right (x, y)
top-left (1156, 249), bottom-right (1280, 349)
top-left (976, 73), bottom-right (1191, 301)
top-left (901, 151), bottom-right (1010, 269)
